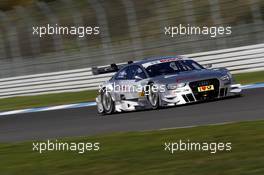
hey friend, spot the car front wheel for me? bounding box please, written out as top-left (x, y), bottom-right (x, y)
top-left (147, 83), bottom-right (160, 109)
top-left (101, 90), bottom-right (115, 114)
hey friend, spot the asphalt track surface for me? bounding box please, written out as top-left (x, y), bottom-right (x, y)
top-left (0, 88), bottom-right (263, 142)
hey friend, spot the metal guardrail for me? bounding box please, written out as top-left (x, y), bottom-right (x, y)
top-left (0, 43), bottom-right (263, 98)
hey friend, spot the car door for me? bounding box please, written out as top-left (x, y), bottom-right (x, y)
top-left (114, 66), bottom-right (130, 101)
top-left (127, 65), bottom-right (147, 100)
top-left (114, 65), bottom-right (147, 101)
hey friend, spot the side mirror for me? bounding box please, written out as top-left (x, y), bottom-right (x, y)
top-left (203, 64), bottom-right (212, 69)
top-left (135, 75), bottom-right (143, 81)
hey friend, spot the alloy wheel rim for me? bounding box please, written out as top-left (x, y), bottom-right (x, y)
top-left (103, 92), bottom-right (111, 111)
top-left (149, 88), bottom-right (158, 106)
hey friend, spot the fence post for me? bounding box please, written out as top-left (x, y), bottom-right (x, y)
top-left (36, 1), bottom-right (64, 54)
top-left (121, 0), bottom-right (143, 58)
top-left (208, 0), bottom-right (227, 48)
top-left (15, 6), bottom-right (40, 56)
top-left (249, 0), bottom-right (263, 43)
top-left (0, 24), bottom-right (7, 59)
top-left (61, 0), bottom-right (88, 50)
top-left (183, 0), bottom-right (196, 25)
top-left (183, 0), bottom-right (201, 52)
top-left (154, 0), bottom-right (169, 39)
top-left (0, 11), bottom-right (21, 58)
top-left (250, 0), bottom-right (263, 23)
top-left (88, 0), bottom-right (113, 59)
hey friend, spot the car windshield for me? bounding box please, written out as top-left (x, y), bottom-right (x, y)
top-left (145, 60), bottom-right (204, 77)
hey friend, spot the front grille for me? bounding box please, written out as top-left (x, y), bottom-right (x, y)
top-left (189, 79), bottom-right (219, 101)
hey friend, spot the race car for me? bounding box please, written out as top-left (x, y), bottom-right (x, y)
top-left (92, 56), bottom-right (242, 114)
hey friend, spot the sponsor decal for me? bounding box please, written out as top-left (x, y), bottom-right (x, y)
top-left (198, 85), bottom-right (214, 92)
top-left (160, 57), bottom-right (179, 63)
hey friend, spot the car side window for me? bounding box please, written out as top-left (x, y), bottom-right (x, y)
top-left (115, 67), bottom-right (129, 80)
top-left (180, 61), bottom-right (192, 71)
top-left (130, 65), bottom-right (147, 80)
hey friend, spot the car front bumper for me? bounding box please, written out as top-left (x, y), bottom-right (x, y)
top-left (160, 83), bottom-right (242, 106)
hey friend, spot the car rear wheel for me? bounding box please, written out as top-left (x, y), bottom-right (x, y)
top-left (101, 90), bottom-right (115, 114)
top-left (96, 99), bottom-right (104, 114)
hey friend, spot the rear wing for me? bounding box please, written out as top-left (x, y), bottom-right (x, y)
top-left (91, 61), bottom-right (133, 75)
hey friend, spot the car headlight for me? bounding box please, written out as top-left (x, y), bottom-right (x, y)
top-left (167, 84), bottom-right (177, 90)
top-left (220, 75), bottom-right (230, 81)
top-left (167, 83), bottom-right (186, 90)
top-left (227, 72), bottom-right (233, 79)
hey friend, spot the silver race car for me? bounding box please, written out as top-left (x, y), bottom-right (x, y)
top-left (92, 56), bottom-right (241, 114)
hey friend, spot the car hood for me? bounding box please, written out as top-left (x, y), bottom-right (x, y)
top-left (152, 69), bottom-right (227, 84)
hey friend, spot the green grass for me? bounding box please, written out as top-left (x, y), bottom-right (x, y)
top-left (233, 71), bottom-right (264, 85)
top-left (1, 120), bottom-right (264, 175)
top-left (0, 71), bottom-right (264, 112)
top-left (0, 90), bottom-right (98, 112)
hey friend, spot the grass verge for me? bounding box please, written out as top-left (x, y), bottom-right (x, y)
top-left (233, 71), bottom-right (264, 84)
top-left (0, 71), bottom-right (264, 112)
top-left (0, 90), bottom-right (98, 112)
top-left (0, 120), bottom-right (264, 175)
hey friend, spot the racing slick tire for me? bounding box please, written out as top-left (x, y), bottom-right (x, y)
top-left (147, 83), bottom-right (160, 109)
top-left (101, 89), bottom-right (115, 114)
top-left (96, 99), bottom-right (104, 114)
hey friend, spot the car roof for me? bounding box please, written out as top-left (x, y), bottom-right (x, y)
top-left (113, 55), bottom-right (192, 78)
top-left (131, 55), bottom-right (189, 66)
